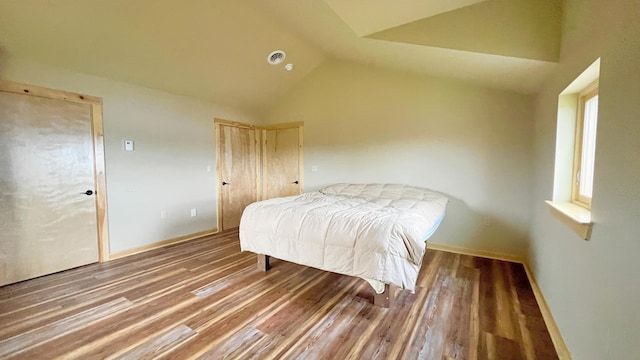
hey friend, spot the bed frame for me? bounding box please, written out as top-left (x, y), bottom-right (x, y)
top-left (256, 254), bottom-right (397, 308)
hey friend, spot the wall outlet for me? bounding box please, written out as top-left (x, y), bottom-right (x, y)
top-left (190, 208), bottom-right (197, 217)
top-left (311, 165), bottom-right (318, 172)
top-left (160, 210), bottom-right (167, 219)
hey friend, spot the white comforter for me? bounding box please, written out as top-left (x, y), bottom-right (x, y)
top-left (239, 184), bottom-right (448, 291)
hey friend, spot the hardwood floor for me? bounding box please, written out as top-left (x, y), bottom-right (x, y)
top-left (0, 229), bottom-right (558, 359)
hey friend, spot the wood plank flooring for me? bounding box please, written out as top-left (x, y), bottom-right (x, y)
top-left (0, 229), bottom-right (558, 359)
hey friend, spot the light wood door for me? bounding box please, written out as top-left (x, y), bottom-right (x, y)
top-left (217, 123), bottom-right (259, 230)
top-left (0, 91), bottom-right (100, 286)
top-left (262, 126), bottom-right (303, 199)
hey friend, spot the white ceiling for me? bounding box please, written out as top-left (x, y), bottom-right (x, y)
top-left (0, 0), bottom-right (562, 116)
top-left (256, 0), bottom-right (561, 92)
top-left (0, 0), bottom-right (326, 116)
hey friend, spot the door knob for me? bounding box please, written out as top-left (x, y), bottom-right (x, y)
top-left (83, 190), bottom-right (94, 196)
top-left (292, 181), bottom-right (299, 184)
top-left (222, 181), bottom-right (230, 185)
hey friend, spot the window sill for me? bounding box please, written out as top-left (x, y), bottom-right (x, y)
top-left (545, 201), bottom-right (593, 240)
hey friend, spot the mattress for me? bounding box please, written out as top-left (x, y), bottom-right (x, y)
top-left (239, 183), bottom-right (448, 292)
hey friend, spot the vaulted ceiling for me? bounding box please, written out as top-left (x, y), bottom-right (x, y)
top-left (0, 0), bottom-right (562, 116)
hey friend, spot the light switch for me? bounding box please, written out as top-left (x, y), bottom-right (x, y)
top-left (124, 140), bottom-right (135, 151)
top-left (311, 165), bottom-right (318, 172)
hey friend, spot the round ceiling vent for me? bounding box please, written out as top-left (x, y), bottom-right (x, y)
top-left (267, 50), bottom-right (286, 65)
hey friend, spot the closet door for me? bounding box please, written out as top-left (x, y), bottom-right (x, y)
top-left (216, 121), bottom-right (259, 230)
top-left (0, 88), bottom-right (101, 286)
top-left (262, 124), bottom-right (303, 199)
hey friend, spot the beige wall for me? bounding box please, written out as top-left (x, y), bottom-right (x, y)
top-left (530, 0), bottom-right (640, 358)
top-left (1, 58), bottom-right (256, 254)
top-left (267, 61), bottom-right (535, 257)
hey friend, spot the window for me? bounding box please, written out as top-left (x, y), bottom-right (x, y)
top-left (548, 58), bottom-right (600, 240)
top-left (573, 81), bottom-right (599, 208)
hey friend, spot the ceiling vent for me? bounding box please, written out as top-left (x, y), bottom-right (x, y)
top-left (267, 50), bottom-right (286, 65)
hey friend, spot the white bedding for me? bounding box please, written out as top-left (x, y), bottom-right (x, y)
top-left (239, 183), bottom-right (448, 292)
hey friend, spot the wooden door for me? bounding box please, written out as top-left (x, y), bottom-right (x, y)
top-left (0, 86), bottom-right (104, 286)
top-left (217, 122), bottom-right (259, 230)
top-left (262, 125), bottom-right (303, 199)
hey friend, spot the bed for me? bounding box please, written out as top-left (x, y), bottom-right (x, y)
top-left (239, 183), bottom-right (448, 307)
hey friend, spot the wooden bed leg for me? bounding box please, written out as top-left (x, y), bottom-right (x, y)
top-left (374, 284), bottom-right (396, 308)
top-left (257, 254), bottom-right (270, 272)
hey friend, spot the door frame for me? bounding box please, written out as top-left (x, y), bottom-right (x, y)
top-left (261, 122), bottom-right (304, 200)
top-left (0, 80), bottom-right (110, 262)
top-left (214, 118), bottom-right (261, 231)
